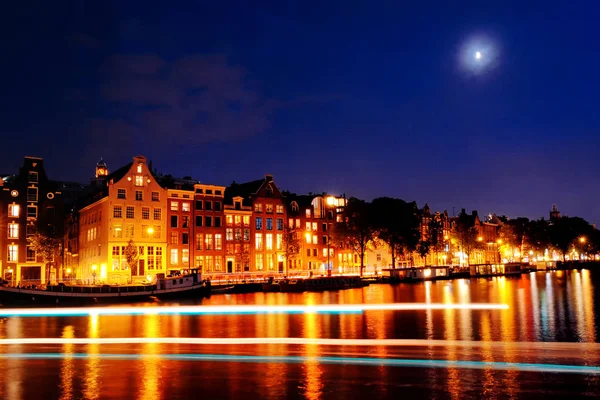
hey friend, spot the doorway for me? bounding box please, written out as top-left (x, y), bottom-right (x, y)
top-left (227, 260), bottom-right (233, 273)
top-left (278, 261), bottom-right (284, 273)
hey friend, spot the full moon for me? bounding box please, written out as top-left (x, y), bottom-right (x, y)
top-left (475, 51), bottom-right (482, 60)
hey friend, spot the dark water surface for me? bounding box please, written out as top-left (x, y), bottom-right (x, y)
top-left (0, 270), bottom-right (599, 399)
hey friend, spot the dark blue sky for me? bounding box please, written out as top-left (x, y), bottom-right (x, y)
top-left (2, 1), bottom-right (600, 223)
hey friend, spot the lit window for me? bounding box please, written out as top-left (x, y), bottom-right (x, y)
top-left (296, 219), bottom-right (300, 228)
top-left (113, 206), bottom-right (122, 218)
top-left (305, 209), bottom-right (311, 218)
top-left (243, 216), bottom-right (250, 225)
top-left (8, 204), bottom-right (20, 217)
top-left (137, 163), bottom-right (143, 173)
top-left (27, 187), bottom-right (38, 202)
top-left (8, 223), bottom-right (19, 239)
top-left (26, 246), bottom-right (36, 262)
top-left (306, 222), bottom-right (311, 231)
top-left (289, 219), bottom-right (294, 229)
top-left (215, 234), bottom-right (222, 250)
top-left (126, 225), bottom-right (134, 238)
top-left (135, 191), bottom-right (143, 201)
top-left (323, 248), bottom-right (328, 257)
top-left (182, 203), bottom-right (190, 212)
top-left (135, 175), bottom-right (144, 187)
top-left (312, 235), bottom-right (318, 244)
top-left (171, 201), bottom-right (179, 211)
top-left (255, 203), bottom-right (262, 213)
top-left (113, 226), bottom-right (122, 238)
top-left (312, 222), bottom-right (318, 231)
top-left (266, 204), bottom-right (273, 214)
top-left (226, 228), bottom-right (233, 241)
top-left (153, 208), bottom-right (161, 220)
top-left (182, 249), bottom-right (189, 264)
top-left (28, 171), bottom-right (38, 182)
top-left (205, 234), bottom-right (213, 250)
top-left (196, 234), bottom-right (203, 251)
top-left (235, 228), bottom-right (242, 241)
top-left (170, 232), bottom-right (178, 245)
top-left (243, 229), bottom-right (250, 241)
top-left (170, 249), bottom-right (178, 265)
top-left (256, 254), bottom-right (263, 270)
top-left (8, 245), bottom-right (18, 262)
top-left (266, 234), bottom-right (273, 250)
top-left (151, 192), bottom-right (159, 201)
top-left (276, 234), bottom-right (283, 250)
top-left (205, 256), bottom-right (213, 272)
top-left (305, 233), bottom-right (311, 244)
top-left (276, 205), bottom-right (284, 214)
top-left (142, 207), bottom-right (150, 220)
top-left (27, 206), bottom-right (37, 219)
top-left (234, 215), bottom-right (241, 225)
top-left (126, 206), bottom-right (135, 219)
top-left (255, 234), bottom-right (263, 250)
top-left (118, 189), bottom-right (126, 199)
top-left (226, 215), bottom-right (233, 225)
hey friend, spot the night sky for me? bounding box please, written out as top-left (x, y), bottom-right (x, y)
top-left (2, 2), bottom-right (600, 223)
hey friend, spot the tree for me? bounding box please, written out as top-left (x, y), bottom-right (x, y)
top-left (453, 210), bottom-right (483, 265)
top-left (28, 232), bottom-right (62, 284)
top-left (337, 198), bottom-right (376, 276)
top-left (428, 216), bottom-right (444, 265)
top-left (282, 225), bottom-right (300, 274)
top-left (416, 239), bottom-right (431, 265)
top-left (124, 239), bottom-right (139, 272)
top-left (371, 197), bottom-right (420, 269)
top-left (235, 244), bottom-right (251, 273)
top-left (548, 217), bottom-right (593, 261)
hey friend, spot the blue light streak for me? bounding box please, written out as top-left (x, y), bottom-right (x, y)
top-left (0, 353), bottom-right (597, 374)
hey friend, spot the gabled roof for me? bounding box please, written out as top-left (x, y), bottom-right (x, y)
top-left (105, 162), bottom-right (132, 184)
top-left (285, 193), bottom-right (314, 209)
top-left (224, 179), bottom-right (264, 206)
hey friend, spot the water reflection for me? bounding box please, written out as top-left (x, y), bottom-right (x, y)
top-left (59, 325), bottom-right (75, 400)
top-left (83, 314), bottom-right (100, 400)
top-left (0, 271), bottom-right (597, 399)
top-left (139, 313), bottom-right (161, 400)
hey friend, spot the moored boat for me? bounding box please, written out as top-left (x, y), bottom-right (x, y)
top-left (469, 263), bottom-right (522, 277)
top-left (0, 269), bottom-right (210, 305)
top-left (279, 275), bottom-right (368, 293)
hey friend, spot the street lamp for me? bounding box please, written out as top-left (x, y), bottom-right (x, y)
top-left (579, 236), bottom-right (586, 244)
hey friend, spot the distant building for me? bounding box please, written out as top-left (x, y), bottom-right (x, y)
top-left (550, 204), bottom-right (561, 220)
top-left (0, 156), bottom-right (64, 285)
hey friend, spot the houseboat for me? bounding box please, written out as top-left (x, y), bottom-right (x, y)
top-left (276, 276), bottom-right (368, 293)
top-left (0, 269), bottom-right (210, 305)
top-left (381, 266), bottom-right (451, 282)
top-left (469, 263), bottom-right (522, 277)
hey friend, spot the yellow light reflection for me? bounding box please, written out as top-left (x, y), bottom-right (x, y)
top-left (5, 317), bottom-right (23, 399)
top-left (442, 285), bottom-right (461, 399)
top-left (302, 294), bottom-right (323, 400)
top-left (139, 314), bottom-right (161, 400)
top-left (83, 313), bottom-right (100, 400)
top-left (59, 325), bottom-right (75, 400)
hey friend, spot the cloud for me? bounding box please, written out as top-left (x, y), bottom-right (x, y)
top-left (91, 53), bottom-right (275, 146)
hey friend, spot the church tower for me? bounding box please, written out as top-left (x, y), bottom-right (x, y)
top-left (95, 158), bottom-right (108, 178)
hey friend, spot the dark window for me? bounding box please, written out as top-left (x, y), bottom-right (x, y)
top-left (215, 217), bottom-right (221, 228)
top-left (195, 216), bottom-right (203, 227)
top-left (322, 223), bottom-right (327, 232)
top-left (215, 190), bottom-right (222, 195)
top-left (214, 202), bottom-right (222, 211)
top-left (205, 201), bottom-right (212, 211)
top-left (196, 200), bottom-right (203, 210)
top-left (205, 216), bottom-right (212, 227)
top-left (313, 249), bottom-right (318, 257)
top-left (135, 191), bottom-right (143, 201)
top-left (306, 249), bottom-right (311, 257)
top-left (182, 216), bottom-right (189, 228)
top-left (182, 233), bottom-right (189, 245)
top-left (171, 215), bottom-right (178, 228)
top-left (322, 236), bottom-right (327, 245)
top-left (118, 189), bottom-right (126, 199)
top-left (206, 189), bottom-right (213, 195)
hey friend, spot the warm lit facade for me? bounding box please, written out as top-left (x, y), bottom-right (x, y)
top-left (166, 188), bottom-right (194, 273)
top-left (77, 156), bottom-right (167, 284)
top-left (192, 183), bottom-right (226, 274)
top-left (223, 196), bottom-right (252, 274)
top-left (0, 157), bottom-right (64, 285)
top-left (286, 193), bottom-right (352, 275)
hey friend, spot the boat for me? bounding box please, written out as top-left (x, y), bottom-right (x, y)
top-left (279, 275), bottom-right (368, 293)
top-left (0, 269), bottom-right (210, 305)
top-left (381, 266), bottom-right (452, 282)
top-left (469, 263), bottom-right (522, 277)
top-left (262, 277), bottom-right (281, 292)
top-left (210, 285), bottom-right (236, 294)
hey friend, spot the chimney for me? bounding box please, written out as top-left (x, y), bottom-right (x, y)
top-left (265, 174), bottom-right (273, 182)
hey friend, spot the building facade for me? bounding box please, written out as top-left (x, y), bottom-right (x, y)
top-left (0, 157), bottom-right (64, 285)
top-left (77, 156), bottom-right (168, 284)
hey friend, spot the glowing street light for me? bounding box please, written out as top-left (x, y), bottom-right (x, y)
top-left (477, 236), bottom-right (483, 242)
top-left (147, 227), bottom-right (155, 236)
top-left (475, 51), bottom-right (482, 60)
top-left (579, 236), bottom-right (586, 244)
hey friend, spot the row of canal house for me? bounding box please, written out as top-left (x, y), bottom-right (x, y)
top-left (1, 155), bottom-right (501, 285)
top-left (72, 156), bottom-right (352, 284)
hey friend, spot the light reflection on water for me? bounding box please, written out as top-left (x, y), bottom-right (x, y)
top-left (0, 270), bottom-right (598, 399)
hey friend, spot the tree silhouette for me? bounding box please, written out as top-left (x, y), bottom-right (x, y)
top-left (337, 198), bottom-right (376, 276)
top-left (28, 231), bottom-right (61, 284)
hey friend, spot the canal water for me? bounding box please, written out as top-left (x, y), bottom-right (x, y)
top-left (0, 270), bottom-right (599, 399)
